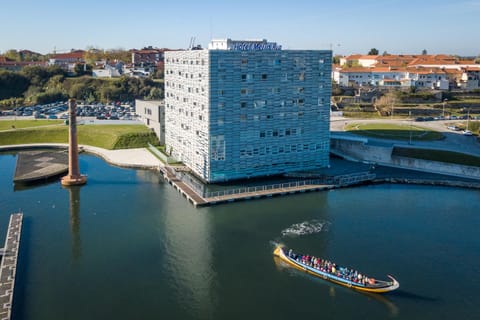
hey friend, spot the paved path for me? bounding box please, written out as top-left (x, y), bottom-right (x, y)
top-left (0, 143), bottom-right (161, 170)
top-left (82, 145), bottom-right (160, 169)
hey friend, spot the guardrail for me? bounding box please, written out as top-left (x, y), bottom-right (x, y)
top-left (170, 170), bottom-right (376, 199)
top-left (206, 179), bottom-right (325, 198)
top-left (147, 143), bottom-right (176, 164)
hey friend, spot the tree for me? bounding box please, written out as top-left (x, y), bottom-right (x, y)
top-left (32, 90), bottom-right (67, 105)
top-left (74, 63), bottom-right (92, 76)
top-left (422, 49), bottom-right (428, 55)
top-left (4, 50), bottom-right (20, 61)
top-left (45, 74), bottom-right (65, 92)
top-left (21, 65), bottom-right (66, 88)
top-left (0, 71), bottom-right (30, 100)
top-left (368, 48), bottom-right (379, 55)
top-left (100, 84), bottom-right (122, 102)
top-left (146, 87), bottom-right (163, 100)
top-left (346, 60), bottom-right (361, 68)
top-left (375, 91), bottom-right (400, 117)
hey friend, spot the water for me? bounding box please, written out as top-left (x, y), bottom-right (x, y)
top-left (1, 152), bottom-right (479, 320)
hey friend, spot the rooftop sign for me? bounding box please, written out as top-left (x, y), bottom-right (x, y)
top-left (208, 39), bottom-right (282, 51)
top-left (230, 42), bottom-right (281, 51)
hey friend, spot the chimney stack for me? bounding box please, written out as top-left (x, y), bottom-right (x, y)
top-left (61, 99), bottom-right (87, 186)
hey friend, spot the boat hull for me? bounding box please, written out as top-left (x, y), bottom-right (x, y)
top-left (273, 246), bottom-right (399, 293)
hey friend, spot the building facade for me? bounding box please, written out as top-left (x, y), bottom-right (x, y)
top-left (135, 100), bottom-right (165, 144)
top-left (165, 39), bottom-right (331, 183)
top-left (48, 50), bottom-right (85, 72)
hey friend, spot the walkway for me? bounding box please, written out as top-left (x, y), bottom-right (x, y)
top-left (204, 183), bottom-right (334, 204)
top-left (161, 167), bottom-right (207, 206)
top-left (0, 143), bottom-right (161, 170)
top-left (0, 213), bottom-right (23, 320)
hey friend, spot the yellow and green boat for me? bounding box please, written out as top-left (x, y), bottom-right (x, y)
top-left (274, 245), bottom-right (399, 293)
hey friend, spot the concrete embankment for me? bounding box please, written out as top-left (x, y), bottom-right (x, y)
top-left (0, 144), bottom-right (161, 171)
top-left (373, 178), bottom-right (480, 189)
top-left (331, 136), bottom-right (480, 180)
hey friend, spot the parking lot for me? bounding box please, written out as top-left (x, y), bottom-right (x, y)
top-left (0, 101), bottom-right (137, 121)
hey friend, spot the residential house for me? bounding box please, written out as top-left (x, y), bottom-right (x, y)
top-left (48, 50), bottom-right (85, 72)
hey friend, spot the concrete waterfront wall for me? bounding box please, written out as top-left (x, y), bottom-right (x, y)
top-left (331, 137), bottom-right (480, 180)
top-left (330, 137), bottom-right (392, 163)
top-left (390, 156), bottom-right (480, 179)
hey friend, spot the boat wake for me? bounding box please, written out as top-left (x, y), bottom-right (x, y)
top-left (281, 219), bottom-right (331, 237)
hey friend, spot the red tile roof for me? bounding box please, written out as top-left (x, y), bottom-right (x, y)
top-left (51, 50), bottom-right (85, 60)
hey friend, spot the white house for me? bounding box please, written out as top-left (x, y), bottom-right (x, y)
top-left (92, 64), bottom-right (122, 78)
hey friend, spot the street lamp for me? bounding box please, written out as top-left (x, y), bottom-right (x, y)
top-left (443, 98), bottom-right (448, 119)
top-left (409, 111), bottom-right (413, 145)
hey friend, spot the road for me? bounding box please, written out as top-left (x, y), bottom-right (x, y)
top-left (0, 116), bottom-right (142, 125)
top-left (330, 117), bottom-right (480, 156)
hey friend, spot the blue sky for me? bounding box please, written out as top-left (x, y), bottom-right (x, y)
top-left (1, 0), bottom-right (479, 56)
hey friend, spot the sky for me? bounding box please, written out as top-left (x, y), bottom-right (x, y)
top-left (1, 0), bottom-right (479, 56)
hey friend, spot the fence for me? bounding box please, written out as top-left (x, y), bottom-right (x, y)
top-left (205, 172), bottom-right (375, 198)
top-left (147, 143), bottom-right (176, 164)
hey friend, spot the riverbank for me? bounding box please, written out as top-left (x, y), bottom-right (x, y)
top-left (2, 144), bottom-right (480, 208)
top-left (0, 143), bottom-right (161, 170)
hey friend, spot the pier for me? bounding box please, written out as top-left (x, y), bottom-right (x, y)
top-left (161, 167), bottom-right (207, 206)
top-left (0, 213), bottom-right (23, 320)
top-left (160, 166), bottom-right (375, 207)
top-left (13, 150), bottom-right (68, 183)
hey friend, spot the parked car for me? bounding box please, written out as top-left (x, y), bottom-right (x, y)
top-left (447, 126), bottom-right (460, 131)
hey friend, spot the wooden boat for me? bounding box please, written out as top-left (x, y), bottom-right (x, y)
top-left (273, 245), bottom-right (399, 293)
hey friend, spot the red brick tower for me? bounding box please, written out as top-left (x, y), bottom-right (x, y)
top-left (61, 99), bottom-right (87, 186)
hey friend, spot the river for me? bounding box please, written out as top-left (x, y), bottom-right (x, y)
top-left (0, 153), bottom-right (479, 320)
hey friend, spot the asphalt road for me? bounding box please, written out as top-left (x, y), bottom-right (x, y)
top-left (331, 117), bottom-right (480, 156)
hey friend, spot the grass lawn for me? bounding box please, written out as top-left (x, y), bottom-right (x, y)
top-left (0, 124), bottom-right (159, 149)
top-left (345, 122), bottom-right (444, 141)
top-left (393, 147), bottom-right (480, 167)
top-left (0, 119), bottom-right (63, 130)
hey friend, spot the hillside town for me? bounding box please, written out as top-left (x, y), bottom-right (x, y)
top-left (1, 48), bottom-right (479, 90)
top-left (334, 54), bottom-right (480, 90)
top-left (0, 47), bottom-right (171, 78)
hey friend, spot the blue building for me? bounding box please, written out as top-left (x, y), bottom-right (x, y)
top-left (164, 39), bottom-right (331, 183)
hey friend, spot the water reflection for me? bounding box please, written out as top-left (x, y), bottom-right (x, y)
top-left (135, 169), bottom-right (163, 184)
top-left (272, 256), bottom-right (399, 316)
top-left (13, 178), bottom-right (59, 192)
top-left (65, 186), bottom-right (82, 261)
top-left (162, 197), bottom-right (216, 319)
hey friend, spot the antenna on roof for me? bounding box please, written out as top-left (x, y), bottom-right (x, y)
top-left (189, 37), bottom-right (196, 50)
